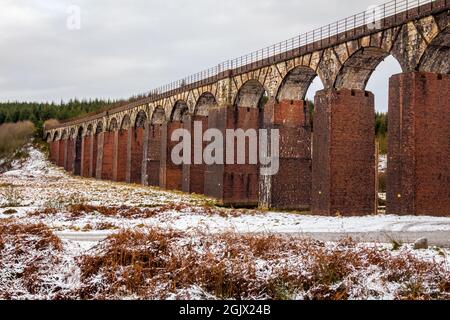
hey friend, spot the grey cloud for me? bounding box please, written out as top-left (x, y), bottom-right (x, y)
top-left (0, 0), bottom-right (397, 110)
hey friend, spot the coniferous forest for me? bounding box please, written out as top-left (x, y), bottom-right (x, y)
top-left (0, 99), bottom-right (113, 129)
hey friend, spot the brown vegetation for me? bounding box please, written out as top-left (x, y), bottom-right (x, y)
top-left (74, 229), bottom-right (450, 300)
top-left (0, 220), bottom-right (63, 299)
top-left (0, 220), bottom-right (447, 300)
top-left (28, 203), bottom-right (257, 219)
top-left (0, 121), bottom-right (35, 158)
top-left (43, 119), bottom-right (60, 130)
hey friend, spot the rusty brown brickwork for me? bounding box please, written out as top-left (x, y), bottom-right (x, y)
top-left (115, 129), bottom-right (128, 182)
top-left (101, 131), bottom-right (115, 181)
top-left (66, 139), bottom-right (75, 173)
top-left (49, 142), bottom-right (55, 163)
top-left (130, 127), bottom-right (145, 184)
top-left (312, 89), bottom-right (376, 216)
top-left (160, 122), bottom-right (183, 191)
top-left (182, 116), bottom-right (208, 195)
top-left (95, 132), bottom-right (104, 179)
top-left (204, 107), bottom-right (227, 201)
top-left (58, 140), bottom-right (65, 167)
top-left (81, 136), bottom-right (91, 177)
top-left (204, 105), bottom-right (260, 207)
top-left (261, 99), bottom-right (312, 210)
top-left (50, 141), bottom-right (59, 165)
top-left (147, 125), bottom-right (162, 187)
top-left (387, 72), bottom-right (450, 216)
top-left (91, 134), bottom-right (98, 178)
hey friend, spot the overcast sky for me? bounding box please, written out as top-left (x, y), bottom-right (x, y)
top-left (0, 0), bottom-right (403, 111)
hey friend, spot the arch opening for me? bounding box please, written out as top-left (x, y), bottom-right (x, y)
top-left (235, 79), bottom-right (268, 110)
top-left (109, 118), bottom-right (118, 132)
top-left (334, 47), bottom-right (394, 91)
top-left (53, 131), bottom-right (60, 142)
top-left (171, 101), bottom-right (189, 122)
top-left (95, 122), bottom-right (103, 134)
top-left (359, 54), bottom-right (403, 212)
top-left (151, 107), bottom-right (166, 125)
top-left (195, 92), bottom-right (217, 117)
top-left (120, 115), bottom-right (131, 130)
top-left (135, 111), bottom-right (148, 129)
top-left (74, 127), bottom-right (84, 176)
top-left (86, 124), bottom-right (93, 136)
top-left (277, 66), bottom-right (318, 102)
top-left (130, 111), bottom-right (148, 184)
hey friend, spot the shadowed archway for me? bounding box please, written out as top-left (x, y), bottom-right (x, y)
top-left (74, 127), bottom-right (84, 176)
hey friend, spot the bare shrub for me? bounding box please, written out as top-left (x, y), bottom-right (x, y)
top-left (0, 121), bottom-right (35, 158)
top-left (0, 220), bottom-right (63, 299)
top-left (0, 185), bottom-right (23, 207)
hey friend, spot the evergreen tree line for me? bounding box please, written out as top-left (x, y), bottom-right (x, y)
top-left (0, 98), bottom-right (388, 149)
top-left (375, 112), bottom-right (388, 154)
top-left (0, 99), bottom-right (117, 136)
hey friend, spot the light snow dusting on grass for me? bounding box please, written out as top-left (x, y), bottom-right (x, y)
top-left (0, 146), bottom-right (449, 300)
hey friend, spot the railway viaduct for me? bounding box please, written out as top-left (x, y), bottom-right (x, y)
top-left (44, 0), bottom-right (450, 216)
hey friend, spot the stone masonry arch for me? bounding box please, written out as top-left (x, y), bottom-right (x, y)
top-left (276, 66), bottom-right (318, 101)
top-left (419, 25), bottom-right (450, 74)
top-left (235, 79), bottom-right (268, 109)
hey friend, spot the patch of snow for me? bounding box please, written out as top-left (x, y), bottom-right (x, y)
top-left (378, 154), bottom-right (387, 173)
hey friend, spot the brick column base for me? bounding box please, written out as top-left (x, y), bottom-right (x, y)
top-left (95, 132), bottom-right (104, 179)
top-left (182, 116), bottom-right (208, 194)
top-left (312, 89), bottom-right (376, 216)
top-left (101, 131), bottom-right (115, 181)
top-left (260, 99), bottom-right (312, 210)
top-left (204, 105), bottom-right (259, 207)
top-left (115, 130), bottom-right (128, 182)
top-left (57, 140), bottom-right (65, 167)
top-left (129, 127), bottom-right (145, 184)
top-left (148, 125), bottom-right (162, 187)
top-left (387, 72), bottom-right (450, 216)
top-left (160, 122), bottom-right (183, 191)
top-left (81, 136), bottom-right (91, 177)
top-left (50, 141), bottom-right (60, 165)
top-left (66, 139), bottom-right (75, 173)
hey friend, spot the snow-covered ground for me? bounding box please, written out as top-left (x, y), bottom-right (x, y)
top-left (0, 146), bottom-right (449, 300)
top-left (1, 147), bottom-right (449, 238)
top-left (378, 154), bottom-right (387, 173)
